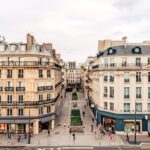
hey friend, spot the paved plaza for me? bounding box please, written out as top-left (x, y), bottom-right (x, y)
top-left (0, 91), bottom-right (149, 148)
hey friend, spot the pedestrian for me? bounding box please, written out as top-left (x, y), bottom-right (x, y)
top-left (48, 129), bottom-right (50, 136)
top-left (126, 133), bottom-right (129, 142)
top-left (84, 104), bottom-right (86, 109)
top-left (81, 120), bottom-right (83, 125)
top-left (24, 132), bottom-right (27, 139)
top-left (18, 135), bottom-right (21, 142)
top-left (64, 122), bottom-right (66, 127)
top-left (92, 118), bottom-right (94, 123)
top-left (91, 124), bottom-right (94, 132)
top-left (69, 128), bottom-right (71, 134)
top-left (83, 111), bottom-right (85, 117)
top-left (72, 133), bottom-right (75, 141)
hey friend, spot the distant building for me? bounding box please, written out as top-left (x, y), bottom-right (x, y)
top-left (66, 61), bottom-right (82, 84)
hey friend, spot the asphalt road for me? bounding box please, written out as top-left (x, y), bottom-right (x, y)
top-left (0, 146), bottom-right (143, 150)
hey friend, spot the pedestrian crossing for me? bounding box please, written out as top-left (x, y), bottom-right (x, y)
top-left (38, 147), bottom-right (94, 150)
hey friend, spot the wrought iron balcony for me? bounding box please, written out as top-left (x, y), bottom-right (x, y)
top-left (46, 86), bottom-right (53, 90)
top-left (0, 61), bottom-right (61, 69)
top-left (5, 87), bottom-right (14, 91)
top-left (38, 86), bottom-right (45, 91)
top-left (16, 87), bottom-right (25, 91)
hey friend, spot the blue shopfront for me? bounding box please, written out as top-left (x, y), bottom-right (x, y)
top-left (89, 97), bottom-right (150, 133)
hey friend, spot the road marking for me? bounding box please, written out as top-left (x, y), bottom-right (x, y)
top-left (38, 148), bottom-right (61, 150)
top-left (62, 147), bottom-right (93, 149)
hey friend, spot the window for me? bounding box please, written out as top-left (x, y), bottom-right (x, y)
top-left (18, 108), bottom-right (23, 116)
top-left (124, 103), bottom-right (130, 112)
top-left (110, 58), bottom-right (114, 67)
top-left (148, 103), bottom-right (150, 112)
top-left (110, 87), bottom-right (114, 98)
top-left (47, 93), bottom-right (51, 101)
top-left (122, 57), bottom-right (127, 66)
top-left (39, 94), bottom-right (43, 102)
top-left (7, 108), bottom-right (12, 116)
top-left (148, 58), bottom-right (150, 65)
top-left (104, 102), bottom-right (107, 109)
top-left (136, 72), bottom-right (141, 82)
top-left (124, 72), bottom-right (130, 82)
top-left (136, 103), bottom-right (142, 112)
top-left (136, 58), bottom-right (141, 66)
top-left (104, 87), bottom-right (107, 97)
top-left (7, 95), bottom-right (12, 103)
top-left (110, 73), bottom-right (114, 82)
top-left (18, 95), bottom-right (23, 103)
top-left (7, 81), bottom-right (13, 87)
top-left (7, 69), bottom-right (12, 78)
top-left (0, 95), bottom-right (1, 103)
top-left (39, 69), bottom-right (43, 78)
top-left (148, 87), bottom-right (150, 99)
top-left (104, 58), bottom-right (108, 67)
top-left (39, 107), bottom-right (43, 114)
top-left (47, 70), bottom-right (51, 77)
top-left (136, 87), bottom-right (141, 99)
top-left (148, 72), bottom-right (150, 82)
top-left (47, 106), bottom-right (51, 113)
top-left (124, 87), bottom-right (129, 99)
top-left (0, 70), bottom-right (1, 78)
top-left (18, 69), bottom-right (24, 78)
top-left (110, 102), bottom-right (114, 111)
top-left (104, 72), bottom-right (108, 82)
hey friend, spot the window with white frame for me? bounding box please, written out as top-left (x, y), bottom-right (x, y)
top-left (136, 57), bottom-right (141, 66)
top-left (110, 58), bottom-right (114, 67)
top-left (148, 103), bottom-right (150, 112)
top-left (104, 87), bottom-right (107, 97)
top-left (104, 58), bottom-right (108, 67)
top-left (136, 72), bottom-right (141, 82)
top-left (123, 103), bottom-right (130, 112)
top-left (122, 57), bottom-right (127, 66)
top-left (136, 87), bottom-right (141, 99)
top-left (136, 103), bottom-right (142, 112)
top-left (124, 87), bottom-right (129, 98)
top-left (110, 102), bottom-right (114, 111)
top-left (104, 102), bottom-right (107, 109)
top-left (110, 86), bottom-right (114, 98)
top-left (124, 72), bottom-right (130, 82)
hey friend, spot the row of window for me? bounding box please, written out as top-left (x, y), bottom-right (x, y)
top-left (104, 102), bottom-right (150, 112)
top-left (103, 72), bottom-right (150, 83)
top-left (0, 69), bottom-right (51, 78)
top-left (0, 93), bottom-right (52, 103)
top-left (103, 57), bottom-right (150, 67)
top-left (104, 86), bottom-right (150, 99)
top-left (3, 106), bottom-right (51, 116)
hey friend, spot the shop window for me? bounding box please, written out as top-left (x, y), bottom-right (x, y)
top-left (110, 102), bottom-right (114, 111)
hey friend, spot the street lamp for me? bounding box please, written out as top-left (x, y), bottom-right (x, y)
top-left (28, 108), bottom-right (31, 144)
top-left (134, 102), bottom-right (137, 144)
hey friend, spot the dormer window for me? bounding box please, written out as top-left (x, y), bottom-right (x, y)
top-left (132, 47), bottom-right (141, 54)
top-left (107, 48), bottom-right (116, 55)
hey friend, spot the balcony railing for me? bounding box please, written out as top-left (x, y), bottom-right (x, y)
top-left (5, 87), bottom-right (14, 91)
top-left (92, 63), bottom-right (148, 70)
top-left (0, 61), bottom-right (61, 69)
top-left (0, 93), bottom-right (60, 106)
top-left (16, 87), bottom-right (25, 91)
top-left (46, 86), bottom-right (53, 90)
top-left (38, 86), bottom-right (45, 91)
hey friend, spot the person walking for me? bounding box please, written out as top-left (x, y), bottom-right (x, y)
top-left (92, 118), bottom-right (94, 123)
top-left (48, 129), bottom-right (50, 136)
top-left (18, 135), bottom-right (21, 142)
top-left (91, 124), bottom-right (94, 132)
top-left (83, 111), bottom-right (85, 117)
top-left (126, 133), bottom-right (129, 142)
top-left (72, 133), bottom-right (75, 141)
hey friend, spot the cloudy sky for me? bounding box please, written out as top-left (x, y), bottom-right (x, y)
top-left (0, 0), bottom-right (150, 62)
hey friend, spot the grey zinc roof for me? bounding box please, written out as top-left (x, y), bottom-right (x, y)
top-left (101, 44), bottom-right (150, 57)
top-left (0, 43), bottom-right (52, 57)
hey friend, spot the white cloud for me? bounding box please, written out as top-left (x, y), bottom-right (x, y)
top-left (0, 0), bottom-right (150, 62)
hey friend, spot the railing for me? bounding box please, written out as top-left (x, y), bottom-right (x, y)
top-left (46, 86), bottom-right (53, 90)
top-left (0, 93), bottom-right (60, 106)
top-left (92, 63), bottom-right (149, 70)
top-left (55, 82), bottom-right (62, 88)
top-left (16, 87), bottom-right (25, 91)
top-left (5, 87), bottom-right (14, 91)
top-left (0, 61), bottom-right (61, 69)
top-left (38, 86), bottom-right (45, 91)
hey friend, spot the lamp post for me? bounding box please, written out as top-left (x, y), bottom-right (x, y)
top-left (134, 102), bottom-right (137, 144)
top-left (28, 108), bottom-right (31, 144)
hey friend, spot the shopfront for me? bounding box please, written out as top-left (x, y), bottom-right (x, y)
top-left (103, 117), bottom-right (116, 132)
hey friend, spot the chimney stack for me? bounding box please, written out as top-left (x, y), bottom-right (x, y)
top-left (43, 43), bottom-right (53, 51)
top-left (122, 36), bottom-right (127, 48)
top-left (27, 33), bottom-right (35, 50)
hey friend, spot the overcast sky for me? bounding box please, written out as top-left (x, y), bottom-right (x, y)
top-left (0, 0), bottom-right (150, 62)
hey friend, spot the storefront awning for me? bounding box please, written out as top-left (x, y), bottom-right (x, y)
top-left (40, 115), bottom-right (54, 123)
